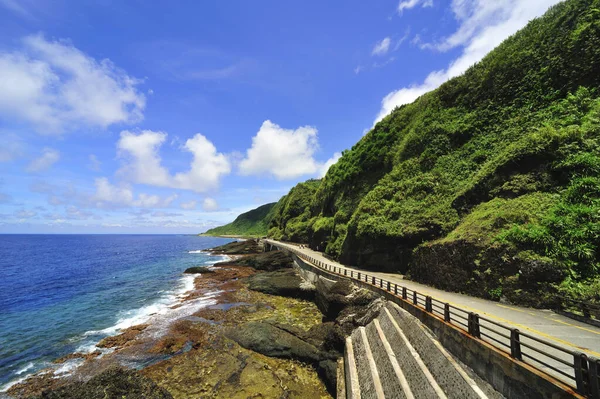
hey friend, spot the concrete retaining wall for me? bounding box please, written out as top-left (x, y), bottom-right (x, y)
top-left (288, 252), bottom-right (581, 399)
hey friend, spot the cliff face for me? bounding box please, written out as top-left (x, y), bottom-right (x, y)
top-left (266, 0), bottom-right (600, 306)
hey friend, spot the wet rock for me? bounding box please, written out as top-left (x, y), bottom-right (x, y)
top-left (96, 324), bottom-right (149, 349)
top-left (225, 321), bottom-right (325, 364)
top-left (209, 239), bottom-right (260, 255)
top-left (35, 366), bottom-right (172, 399)
top-left (336, 297), bottom-right (386, 329)
top-left (183, 266), bottom-right (214, 274)
top-left (214, 250), bottom-right (293, 271)
top-left (247, 269), bottom-right (315, 300)
top-left (53, 351), bottom-right (102, 364)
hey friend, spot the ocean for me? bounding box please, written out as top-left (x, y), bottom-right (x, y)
top-left (0, 234), bottom-right (234, 391)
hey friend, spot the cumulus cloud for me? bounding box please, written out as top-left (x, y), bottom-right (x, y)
top-left (239, 120), bottom-right (322, 180)
top-left (26, 148), bottom-right (60, 172)
top-left (117, 130), bottom-right (231, 192)
top-left (319, 152), bottom-right (342, 178)
top-left (91, 177), bottom-right (178, 208)
top-left (376, 0), bottom-right (561, 123)
top-left (180, 200), bottom-right (197, 210)
top-left (398, 0), bottom-right (433, 14)
top-left (0, 34), bottom-right (145, 133)
top-left (202, 197), bottom-right (219, 212)
top-left (372, 37), bottom-right (391, 56)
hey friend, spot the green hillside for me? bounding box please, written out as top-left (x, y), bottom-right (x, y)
top-left (266, 0), bottom-right (600, 306)
top-left (203, 202), bottom-right (277, 237)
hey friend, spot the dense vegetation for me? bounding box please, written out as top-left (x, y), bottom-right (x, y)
top-left (203, 202), bottom-right (277, 237)
top-left (264, 0), bottom-right (600, 307)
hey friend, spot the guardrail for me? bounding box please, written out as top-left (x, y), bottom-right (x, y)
top-left (265, 240), bottom-right (600, 398)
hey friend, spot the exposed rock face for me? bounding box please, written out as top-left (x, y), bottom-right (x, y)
top-left (315, 278), bottom-right (378, 320)
top-left (209, 239), bottom-right (260, 255)
top-left (35, 367), bottom-right (172, 399)
top-left (225, 321), bottom-right (326, 364)
top-left (247, 269), bottom-right (315, 300)
top-left (214, 250), bottom-right (293, 271)
top-left (96, 324), bottom-right (149, 349)
top-left (183, 266), bottom-right (214, 274)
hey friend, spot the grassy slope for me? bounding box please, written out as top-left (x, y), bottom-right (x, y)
top-left (203, 203), bottom-right (277, 237)
top-left (267, 0), bottom-right (600, 306)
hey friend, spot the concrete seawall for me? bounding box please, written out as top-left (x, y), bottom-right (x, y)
top-left (289, 251), bottom-right (581, 399)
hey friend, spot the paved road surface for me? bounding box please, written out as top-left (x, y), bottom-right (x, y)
top-left (266, 239), bottom-right (600, 385)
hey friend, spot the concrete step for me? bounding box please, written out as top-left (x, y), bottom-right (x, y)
top-left (384, 302), bottom-right (489, 399)
top-left (377, 310), bottom-right (444, 399)
top-left (350, 326), bottom-right (385, 398)
top-left (344, 336), bottom-right (360, 399)
top-left (364, 320), bottom-right (411, 399)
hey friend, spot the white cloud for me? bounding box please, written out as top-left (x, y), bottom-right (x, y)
top-left (91, 178), bottom-right (178, 209)
top-left (239, 120), bottom-right (322, 180)
top-left (117, 130), bottom-right (231, 192)
top-left (0, 34), bottom-right (145, 134)
top-left (0, 0), bottom-right (31, 18)
top-left (15, 209), bottom-right (37, 219)
top-left (398, 0), bottom-right (433, 14)
top-left (376, 0), bottom-right (561, 123)
top-left (354, 65), bottom-right (363, 75)
top-left (202, 197), bottom-right (219, 212)
top-left (88, 154), bottom-right (101, 171)
top-left (26, 148), bottom-right (60, 172)
top-left (180, 200), bottom-right (197, 210)
top-left (319, 152), bottom-right (342, 178)
top-left (372, 37), bottom-right (392, 56)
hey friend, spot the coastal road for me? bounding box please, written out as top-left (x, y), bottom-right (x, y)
top-left (265, 239), bottom-right (600, 386)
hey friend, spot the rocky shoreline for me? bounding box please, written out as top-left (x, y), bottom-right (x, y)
top-left (6, 240), bottom-right (385, 398)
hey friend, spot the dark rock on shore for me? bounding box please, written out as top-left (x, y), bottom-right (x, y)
top-left (209, 239), bottom-right (260, 255)
top-left (183, 266), bottom-right (214, 274)
top-left (214, 250), bottom-right (293, 271)
top-left (225, 321), bottom-right (324, 364)
top-left (247, 269), bottom-right (315, 300)
top-left (35, 367), bottom-right (172, 399)
top-left (315, 279), bottom-right (378, 320)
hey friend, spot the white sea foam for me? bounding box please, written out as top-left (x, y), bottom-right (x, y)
top-left (15, 362), bottom-right (34, 375)
top-left (188, 250), bottom-right (205, 254)
top-left (1, 376), bottom-right (28, 392)
top-left (53, 359), bottom-right (84, 377)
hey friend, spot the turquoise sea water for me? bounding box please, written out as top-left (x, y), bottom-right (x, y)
top-left (0, 234), bottom-right (233, 391)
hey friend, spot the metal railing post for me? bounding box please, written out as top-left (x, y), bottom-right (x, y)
top-left (387, 281), bottom-right (391, 291)
top-left (588, 357), bottom-right (599, 399)
top-left (510, 329), bottom-right (522, 360)
top-left (468, 313), bottom-right (481, 338)
top-left (425, 296), bottom-right (433, 313)
top-left (372, 276), bottom-right (375, 285)
top-left (344, 269), bottom-right (347, 276)
top-left (444, 303), bottom-right (451, 322)
top-left (413, 291), bottom-right (418, 305)
top-left (574, 352), bottom-right (590, 395)
top-left (402, 287), bottom-right (407, 300)
top-left (394, 284), bottom-right (398, 295)
top-left (358, 272), bottom-right (361, 280)
top-left (380, 279), bottom-right (383, 288)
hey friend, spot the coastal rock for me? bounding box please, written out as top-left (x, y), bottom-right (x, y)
top-left (224, 321), bottom-right (325, 364)
top-left (35, 366), bottom-right (172, 399)
top-left (209, 239), bottom-right (260, 255)
top-left (317, 359), bottom-right (338, 395)
top-left (53, 351), bottom-right (102, 364)
top-left (315, 279), bottom-right (377, 320)
top-left (247, 269), bottom-right (315, 300)
top-left (96, 324), bottom-right (149, 349)
top-left (183, 266), bottom-right (214, 274)
top-left (214, 250), bottom-right (293, 271)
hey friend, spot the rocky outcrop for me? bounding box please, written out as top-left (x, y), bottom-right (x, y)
top-left (208, 239), bottom-right (260, 255)
top-left (183, 266), bottom-right (214, 274)
top-left (96, 324), bottom-right (149, 349)
top-left (315, 278), bottom-right (378, 320)
top-left (247, 269), bottom-right (315, 300)
top-left (35, 367), bottom-right (172, 399)
top-left (214, 250), bottom-right (293, 271)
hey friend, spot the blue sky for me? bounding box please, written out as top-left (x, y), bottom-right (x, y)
top-left (0, 0), bottom-right (562, 233)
